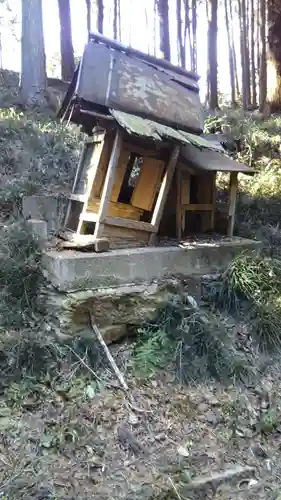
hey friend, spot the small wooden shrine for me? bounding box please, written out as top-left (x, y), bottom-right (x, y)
top-left (58, 33), bottom-right (254, 251)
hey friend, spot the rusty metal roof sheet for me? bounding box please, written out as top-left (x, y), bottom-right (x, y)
top-left (110, 109), bottom-right (254, 175)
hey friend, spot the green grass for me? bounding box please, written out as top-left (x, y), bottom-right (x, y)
top-left (212, 254), bottom-right (281, 351)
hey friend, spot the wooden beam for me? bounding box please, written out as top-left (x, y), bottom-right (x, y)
top-left (149, 145), bottom-right (180, 245)
top-left (227, 172), bottom-right (238, 237)
top-left (104, 216), bottom-right (157, 233)
top-left (176, 168), bottom-right (182, 241)
top-left (94, 129), bottom-right (123, 239)
top-left (210, 173), bottom-right (216, 230)
top-left (181, 203), bottom-right (213, 211)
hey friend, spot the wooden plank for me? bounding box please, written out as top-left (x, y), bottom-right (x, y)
top-left (181, 204), bottom-right (213, 211)
top-left (149, 145), bottom-right (180, 245)
top-left (176, 168), bottom-right (182, 241)
top-left (104, 216), bottom-right (157, 233)
top-left (87, 198), bottom-right (143, 221)
top-left (131, 157), bottom-right (165, 212)
top-left (102, 224), bottom-right (150, 249)
top-left (91, 134), bottom-right (113, 198)
top-left (227, 172), bottom-right (238, 237)
top-left (93, 129), bottom-right (123, 239)
top-left (69, 193), bottom-right (86, 202)
top-left (81, 212), bottom-right (99, 222)
top-left (210, 173), bottom-right (217, 230)
top-left (76, 135), bottom-right (106, 234)
top-left (110, 150), bottom-right (131, 202)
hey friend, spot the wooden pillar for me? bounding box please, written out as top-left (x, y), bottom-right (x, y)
top-left (149, 144), bottom-right (180, 245)
top-left (227, 172), bottom-right (238, 237)
top-left (176, 168), bottom-right (182, 241)
top-left (94, 129), bottom-right (123, 239)
top-left (210, 172), bottom-right (217, 230)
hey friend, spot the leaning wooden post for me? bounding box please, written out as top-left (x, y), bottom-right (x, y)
top-left (227, 172), bottom-right (238, 237)
top-left (149, 144), bottom-right (180, 245)
top-left (94, 129), bottom-right (123, 239)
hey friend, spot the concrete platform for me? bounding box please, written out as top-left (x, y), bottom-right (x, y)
top-left (43, 237), bottom-right (261, 292)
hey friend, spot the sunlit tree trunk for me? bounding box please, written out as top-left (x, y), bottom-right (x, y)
top-left (239, 0), bottom-right (250, 108)
top-left (113, 0), bottom-right (118, 39)
top-left (267, 0), bottom-right (281, 113)
top-left (185, 0), bottom-right (193, 69)
top-left (20, 0), bottom-right (47, 107)
top-left (177, 0), bottom-right (185, 67)
top-left (97, 0), bottom-right (104, 33)
top-left (250, 0), bottom-right (257, 106)
top-left (191, 0), bottom-right (197, 72)
top-left (58, 0), bottom-right (75, 81)
top-left (85, 0), bottom-right (91, 35)
top-left (229, 0), bottom-right (240, 99)
top-left (224, 0), bottom-right (235, 106)
top-left (208, 0), bottom-right (218, 109)
top-left (157, 0), bottom-right (171, 61)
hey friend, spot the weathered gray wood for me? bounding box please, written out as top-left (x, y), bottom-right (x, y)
top-left (104, 216), bottom-right (157, 233)
top-left (94, 129), bottom-right (123, 239)
top-left (227, 172), bottom-right (238, 237)
top-left (73, 43), bottom-right (203, 133)
top-left (149, 145), bottom-right (180, 245)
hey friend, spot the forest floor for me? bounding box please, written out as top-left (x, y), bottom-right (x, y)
top-left (1, 70), bottom-right (281, 499)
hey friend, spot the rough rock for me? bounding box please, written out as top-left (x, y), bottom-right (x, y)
top-left (44, 279), bottom-right (186, 344)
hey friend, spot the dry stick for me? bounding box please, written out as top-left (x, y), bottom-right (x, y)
top-left (89, 312), bottom-right (129, 391)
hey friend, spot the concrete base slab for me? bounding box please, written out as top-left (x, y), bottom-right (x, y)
top-left (43, 237), bottom-right (261, 293)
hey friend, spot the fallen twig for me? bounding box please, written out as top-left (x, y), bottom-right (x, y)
top-left (89, 312), bottom-right (129, 391)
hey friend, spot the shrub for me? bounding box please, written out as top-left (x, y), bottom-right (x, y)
top-left (132, 297), bottom-right (253, 383)
top-left (0, 221), bottom-right (45, 328)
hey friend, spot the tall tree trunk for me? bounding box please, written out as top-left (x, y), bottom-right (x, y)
top-left (229, 0), bottom-right (240, 98)
top-left (239, 0), bottom-right (250, 109)
top-left (267, 0), bottom-right (281, 113)
top-left (185, 0), bottom-right (193, 69)
top-left (245, 0), bottom-right (251, 104)
top-left (58, 0), bottom-right (75, 81)
top-left (97, 0), bottom-right (104, 33)
top-left (85, 0), bottom-right (91, 35)
top-left (113, 0), bottom-right (118, 39)
top-left (224, 0), bottom-right (235, 106)
top-left (191, 0), bottom-right (197, 72)
top-left (177, 0), bottom-right (185, 67)
top-left (153, 0), bottom-right (157, 56)
top-left (259, 0), bottom-right (267, 111)
top-left (208, 0), bottom-right (218, 109)
top-left (0, 33), bottom-right (3, 70)
top-left (250, 0), bottom-right (257, 106)
top-left (157, 0), bottom-right (171, 61)
top-left (20, 0), bottom-right (47, 107)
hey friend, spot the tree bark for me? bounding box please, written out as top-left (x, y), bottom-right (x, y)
top-left (85, 0), bottom-right (91, 35)
top-left (267, 0), bottom-right (281, 112)
top-left (229, 0), bottom-right (240, 98)
top-left (20, 0), bottom-right (47, 107)
top-left (259, 0), bottom-right (267, 112)
top-left (58, 0), bottom-right (75, 81)
top-left (224, 0), bottom-right (235, 106)
top-left (191, 0), bottom-right (197, 72)
top-left (97, 0), bottom-right (104, 33)
top-left (250, 0), bottom-right (257, 106)
top-left (185, 0), bottom-right (193, 69)
top-left (177, 0), bottom-right (185, 67)
top-left (208, 0), bottom-right (218, 109)
top-left (157, 0), bottom-right (171, 61)
top-left (238, 0), bottom-right (250, 109)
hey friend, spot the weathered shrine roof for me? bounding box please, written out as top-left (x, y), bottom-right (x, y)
top-left (58, 32), bottom-right (203, 133)
top-left (110, 110), bottom-right (255, 175)
top-left (110, 109), bottom-right (224, 152)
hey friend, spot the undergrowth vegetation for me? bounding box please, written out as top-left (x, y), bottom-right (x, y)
top-left (132, 296), bottom-right (256, 384)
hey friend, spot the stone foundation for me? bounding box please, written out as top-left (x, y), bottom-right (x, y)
top-left (43, 238), bottom-right (261, 343)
